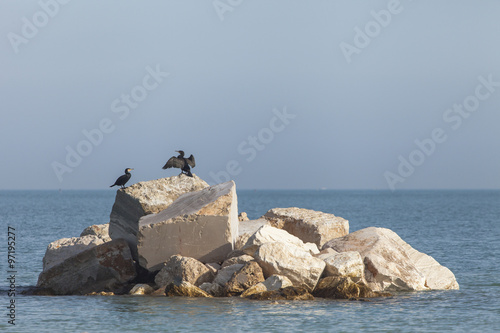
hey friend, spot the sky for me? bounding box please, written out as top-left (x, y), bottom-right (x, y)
top-left (1, 0), bottom-right (499, 190)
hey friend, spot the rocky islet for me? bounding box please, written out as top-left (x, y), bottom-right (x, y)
top-left (35, 174), bottom-right (459, 299)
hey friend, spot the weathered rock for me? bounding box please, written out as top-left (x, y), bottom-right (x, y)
top-left (323, 251), bottom-right (365, 282)
top-left (199, 282), bottom-right (225, 297)
top-left (245, 286), bottom-right (314, 301)
top-left (42, 235), bottom-right (107, 271)
top-left (313, 276), bottom-right (389, 299)
top-left (80, 224), bottom-right (111, 241)
top-left (239, 282), bottom-right (267, 297)
top-left (304, 242), bottom-right (320, 255)
top-left (240, 275), bottom-right (293, 298)
top-left (315, 247), bottom-right (338, 260)
top-left (213, 264), bottom-right (244, 287)
top-left (236, 218), bottom-right (269, 250)
top-left (137, 181), bottom-right (238, 271)
top-left (225, 261), bottom-right (265, 295)
top-left (221, 254), bottom-right (255, 268)
top-left (154, 255), bottom-right (214, 287)
top-left (164, 280), bottom-right (212, 297)
top-left (203, 262), bottom-right (246, 297)
top-left (238, 212), bottom-right (250, 221)
top-left (263, 207), bottom-right (349, 248)
top-left (254, 242), bottom-right (326, 292)
top-left (262, 275), bottom-right (294, 290)
top-left (399, 241), bottom-right (460, 290)
top-left (109, 174), bottom-right (209, 259)
top-left (37, 239), bottom-right (136, 295)
top-left (241, 225), bottom-right (308, 257)
top-left (322, 227), bottom-right (459, 291)
top-left (205, 263), bottom-right (221, 276)
top-left (129, 284), bottom-right (154, 295)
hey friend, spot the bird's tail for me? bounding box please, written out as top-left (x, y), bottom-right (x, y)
top-left (110, 184), bottom-right (115, 187)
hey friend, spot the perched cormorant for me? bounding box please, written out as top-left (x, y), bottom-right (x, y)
top-left (110, 168), bottom-right (133, 189)
top-left (162, 150), bottom-right (195, 177)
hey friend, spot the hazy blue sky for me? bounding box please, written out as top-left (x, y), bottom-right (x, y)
top-left (1, 1), bottom-right (499, 190)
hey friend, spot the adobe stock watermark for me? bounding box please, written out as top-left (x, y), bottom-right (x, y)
top-left (384, 74), bottom-right (499, 190)
top-left (213, 0), bottom-right (244, 21)
top-left (339, 0), bottom-right (413, 64)
top-left (7, 0), bottom-right (71, 54)
top-left (51, 64), bottom-right (169, 182)
top-left (209, 107), bottom-right (296, 184)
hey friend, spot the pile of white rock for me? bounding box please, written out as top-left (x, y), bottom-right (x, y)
top-left (36, 174), bottom-right (459, 299)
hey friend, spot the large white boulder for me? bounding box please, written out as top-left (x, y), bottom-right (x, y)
top-left (109, 174), bottom-right (209, 259)
top-left (137, 181), bottom-right (239, 271)
top-left (236, 218), bottom-right (269, 250)
top-left (263, 207), bottom-right (349, 248)
top-left (42, 235), bottom-right (107, 271)
top-left (254, 241), bottom-right (326, 292)
top-left (399, 240), bottom-right (460, 290)
top-left (322, 227), bottom-right (459, 291)
top-left (241, 225), bottom-right (314, 256)
top-left (37, 239), bottom-right (136, 295)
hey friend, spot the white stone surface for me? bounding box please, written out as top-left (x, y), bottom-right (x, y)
top-left (37, 239), bottom-right (136, 295)
top-left (241, 225), bottom-right (308, 256)
top-left (322, 251), bottom-right (365, 281)
top-left (236, 218), bottom-right (269, 250)
top-left (137, 181), bottom-right (239, 271)
top-left (263, 207), bottom-right (349, 248)
top-left (109, 174), bottom-right (209, 259)
top-left (323, 227), bottom-right (459, 291)
top-left (254, 241), bottom-right (326, 292)
top-left (42, 235), bottom-right (106, 271)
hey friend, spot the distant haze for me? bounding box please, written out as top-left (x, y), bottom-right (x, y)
top-left (1, 1), bottom-right (499, 190)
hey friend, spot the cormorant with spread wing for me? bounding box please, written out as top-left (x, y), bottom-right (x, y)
top-left (162, 150), bottom-right (195, 177)
top-left (110, 168), bottom-right (134, 189)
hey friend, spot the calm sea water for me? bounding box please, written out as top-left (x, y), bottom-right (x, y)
top-left (1, 189), bottom-right (499, 332)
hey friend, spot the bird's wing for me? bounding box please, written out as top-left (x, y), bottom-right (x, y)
top-left (162, 156), bottom-right (184, 169)
top-left (186, 155), bottom-right (195, 168)
top-left (113, 174), bottom-right (127, 186)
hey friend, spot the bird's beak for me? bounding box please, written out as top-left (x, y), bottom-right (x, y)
top-left (175, 150), bottom-right (180, 153)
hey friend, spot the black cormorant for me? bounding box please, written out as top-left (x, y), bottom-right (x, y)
top-left (110, 168), bottom-right (133, 188)
top-left (162, 150), bottom-right (195, 177)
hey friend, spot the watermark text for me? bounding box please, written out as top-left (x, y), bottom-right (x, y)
top-left (6, 226), bottom-right (16, 326)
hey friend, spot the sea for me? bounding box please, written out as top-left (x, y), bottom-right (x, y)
top-left (0, 189), bottom-right (499, 332)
